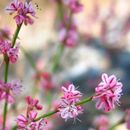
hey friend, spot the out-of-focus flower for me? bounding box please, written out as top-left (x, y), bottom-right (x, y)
top-left (94, 115), bottom-right (109, 130)
top-left (0, 40), bottom-right (11, 54)
top-left (0, 40), bottom-right (20, 64)
top-left (0, 80), bottom-right (22, 104)
top-left (0, 27), bottom-right (11, 40)
top-left (93, 73), bottom-right (123, 112)
top-left (59, 15), bottom-right (78, 47)
top-left (6, 0), bottom-right (35, 25)
top-left (63, 0), bottom-right (83, 13)
top-left (58, 84), bottom-right (83, 121)
top-left (7, 43), bottom-right (19, 64)
top-left (40, 72), bottom-right (55, 92)
top-left (26, 96), bottom-right (43, 112)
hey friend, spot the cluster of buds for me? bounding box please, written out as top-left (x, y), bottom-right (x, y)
top-left (16, 96), bottom-right (47, 130)
top-left (6, 0), bottom-right (35, 25)
top-left (0, 80), bottom-right (22, 104)
top-left (58, 0), bottom-right (83, 47)
top-left (58, 84), bottom-right (83, 121)
top-left (0, 40), bottom-right (19, 64)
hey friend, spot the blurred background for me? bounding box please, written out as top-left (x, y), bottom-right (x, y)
top-left (0, 0), bottom-right (130, 130)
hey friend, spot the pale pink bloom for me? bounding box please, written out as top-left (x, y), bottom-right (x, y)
top-left (37, 119), bottom-right (48, 130)
top-left (7, 43), bottom-right (19, 64)
top-left (6, 0), bottom-right (35, 25)
top-left (93, 73), bottom-right (123, 112)
top-left (59, 84), bottom-right (83, 121)
top-left (0, 80), bottom-right (22, 104)
top-left (61, 84), bottom-right (82, 102)
top-left (0, 40), bottom-right (11, 54)
top-left (17, 111), bottom-right (37, 130)
top-left (59, 99), bottom-right (83, 121)
top-left (26, 96), bottom-right (43, 112)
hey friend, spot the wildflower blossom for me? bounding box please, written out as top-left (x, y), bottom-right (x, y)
top-left (17, 97), bottom-right (45, 130)
top-left (59, 16), bottom-right (78, 47)
top-left (6, 0), bottom-right (35, 25)
top-left (7, 43), bottom-right (19, 64)
top-left (0, 80), bottom-right (22, 103)
top-left (93, 73), bottom-right (123, 112)
top-left (26, 96), bottom-right (43, 112)
top-left (63, 0), bottom-right (83, 13)
top-left (0, 40), bottom-right (20, 64)
top-left (59, 84), bottom-right (83, 121)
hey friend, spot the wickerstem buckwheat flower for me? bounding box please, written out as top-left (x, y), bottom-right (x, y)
top-left (0, 80), bottom-right (22, 103)
top-left (6, 0), bottom-right (36, 25)
top-left (58, 84), bottom-right (83, 121)
top-left (93, 73), bottom-right (123, 112)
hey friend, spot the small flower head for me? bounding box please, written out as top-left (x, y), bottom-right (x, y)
top-left (7, 43), bottom-right (19, 64)
top-left (6, 0), bottom-right (36, 25)
top-left (26, 96), bottom-right (43, 112)
top-left (0, 80), bottom-right (22, 104)
top-left (93, 73), bottom-right (123, 112)
top-left (59, 84), bottom-right (83, 121)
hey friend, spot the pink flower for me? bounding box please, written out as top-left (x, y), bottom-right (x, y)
top-left (7, 43), bottom-right (19, 64)
top-left (17, 111), bottom-right (37, 130)
top-left (26, 96), bottom-right (43, 112)
top-left (6, 0), bottom-right (35, 25)
top-left (61, 84), bottom-right (82, 102)
top-left (59, 18), bottom-right (78, 47)
top-left (59, 84), bottom-right (83, 121)
top-left (93, 73), bottom-right (123, 112)
top-left (0, 40), bottom-right (11, 54)
top-left (94, 115), bottom-right (109, 130)
top-left (0, 40), bottom-right (20, 64)
top-left (0, 80), bottom-right (22, 103)
top-left (63, 0), bottom-right (83, 13)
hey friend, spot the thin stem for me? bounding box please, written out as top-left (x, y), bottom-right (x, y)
top-left (2, 59), bottom-right (9, 130)
top-left (34, 110), bottom-right (59, 122)
top-left (109, 118), bottom-right (125, 130)
top-left (2, 24), bottom-right (22, 130)
top-left (12, 24), bottom-right (22, 47)
top-left (76, 96), bottom-right (93, 106)
top-left (34, 96), bottom-right (92, 122)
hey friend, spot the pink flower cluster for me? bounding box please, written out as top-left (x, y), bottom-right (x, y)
top-left (63, 0), bottom-right (83, 13)
top-left (17, 96), bottom-right (46, 130)
top-left (58, 84), bottom-right (83, 121)
top-left (0, 80), bottom-right (22, 103)
top-left (6, 0), bottom-right (35, 25)
top-left (59, 16), bottom-right (78, 47)
top-left (93, 73), bottom-right (123, 112)
top-left (58, 0), bottom-right (83, 47)
top-left (0, 40), bottom-right (19, 64)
